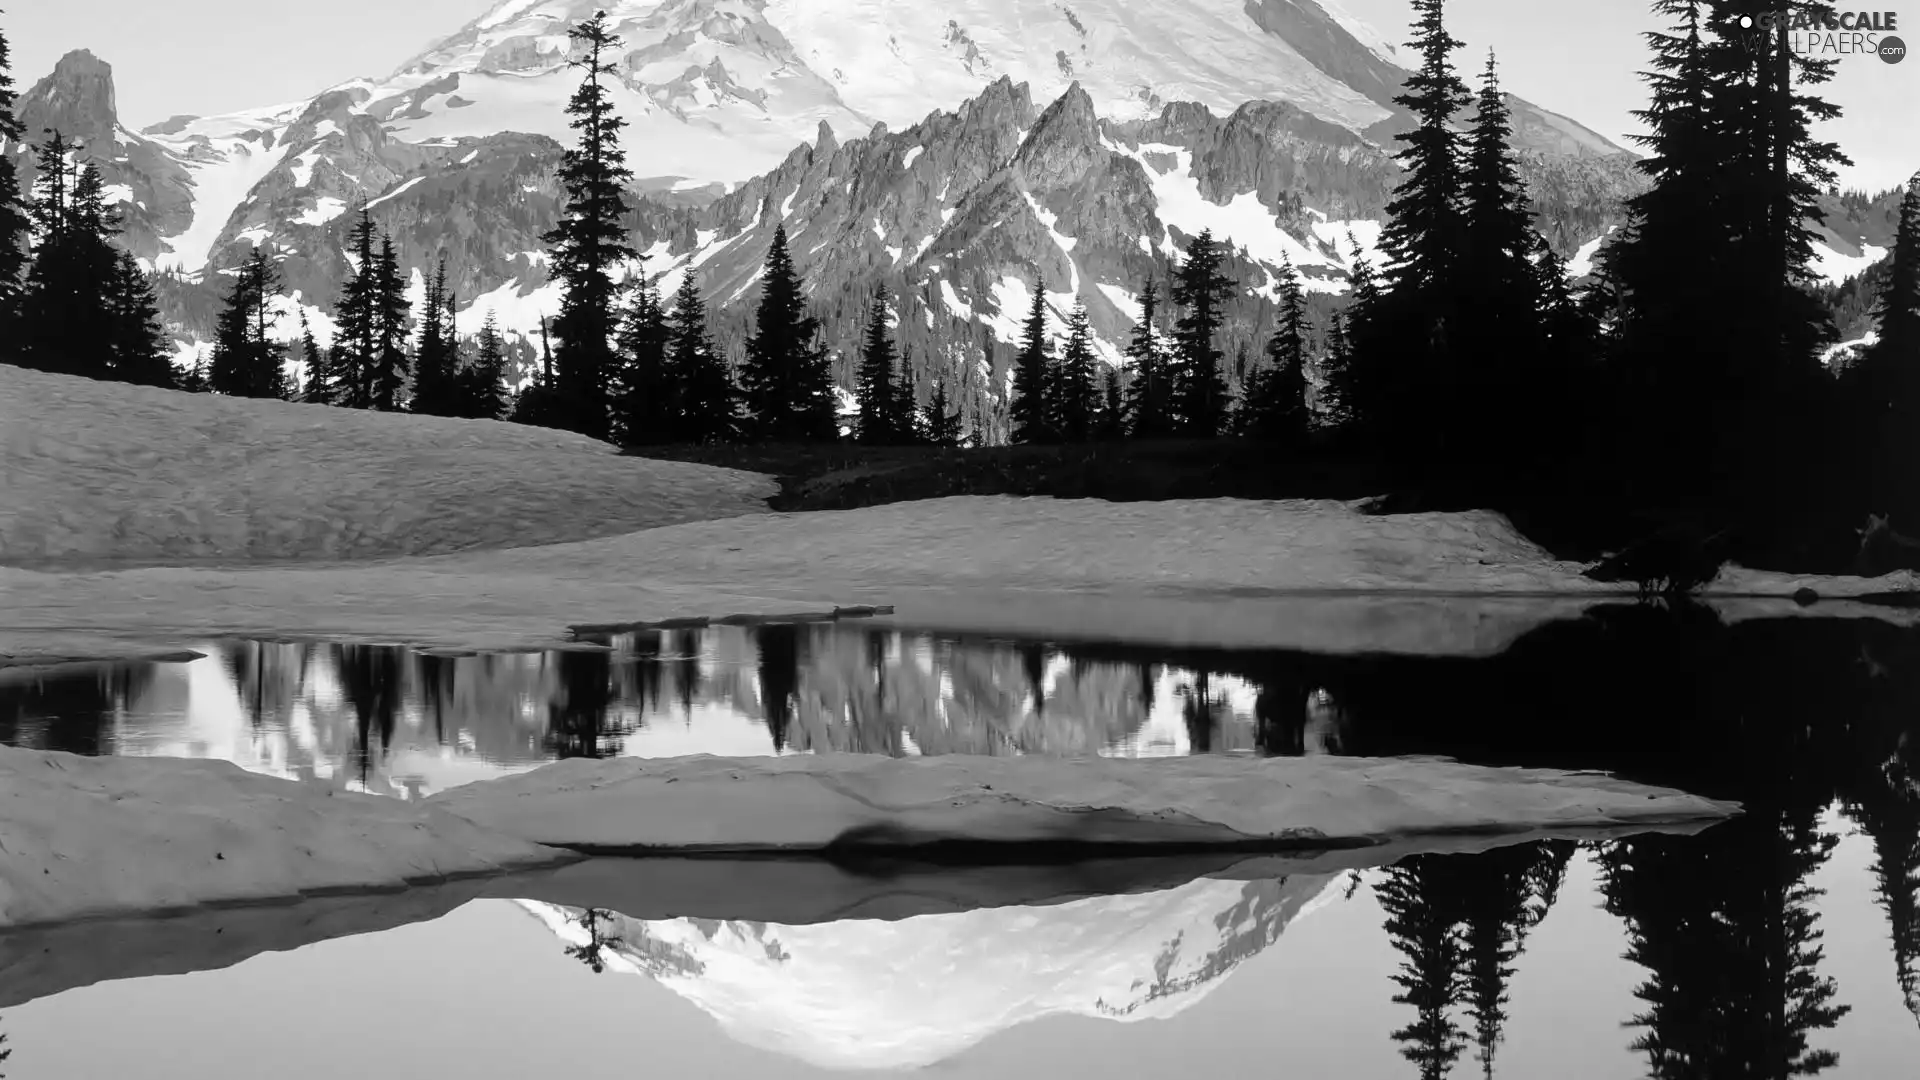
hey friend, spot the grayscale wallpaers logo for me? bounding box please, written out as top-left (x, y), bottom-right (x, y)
top-left (1740, 9), bottom-right (1905, 62)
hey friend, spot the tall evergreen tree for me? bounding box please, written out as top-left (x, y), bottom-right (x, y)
top-left (207, 251), bottom-right (288, 400)
top-left (20, 146), bottom-right (120, 377)
top-left (1095, 366), bottom-right (1127, 440)
top-left (1051, 302), bottom-right (1099, 442)
top-left (0, 17), bottom-right (29, 340)
top-left (892, 347), bottom-right (921, 443)
top-left (370, 232), bottom-right (410, 411)
top-left (1459, 49), bottom-right (1549, 458)
top-left (464, 309), bottom-right (512, 420)
top-left (1377, 858), bottom-right (1470, 1080)
top-left (666, 273), bottom-right (738, 444)
top-left (1242, 255), bottom-right (1312, 443)
top-left (105, 250), bottom-right (173, 387)
top-left (741, 225), bottom-right (836, 441)
top-left (1124, 278), bottom-right (1174, 438)
top-left (297, 311), bottom-right (331, 403)
top-left (613, 277), bottom-right (674, 444)
top-left (332, 208), bottom-right (380, 408)
top-left (1364, 0), bottom-right (1472, 462)
top-left (177, 347), bottom-right (210, 393)
top-left (1859, 175), bottom-right (1920, 523)
top-left (1169, 230), bottom-right (1234, 437)
top-left (1379, 0), bottom-right (1471, 299)
top-left (410, 255), bottom-right (458, 417)
top-left (543, 8), bottom-right (638, 440)
top-left (923, 377), bottom-right (963, 446)
top-left (1009, 283), bottom-right (1053, 444)
top-left (513, 315), bottom-right (561, 427)
top-left (1318, 309), bottom-right (1353, 430)
top-left (854, 289), bottom-right (903, 445)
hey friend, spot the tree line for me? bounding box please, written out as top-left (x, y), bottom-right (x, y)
top-left (4, 3), bottom-right (1916, 547)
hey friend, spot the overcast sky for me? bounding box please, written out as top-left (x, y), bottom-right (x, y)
top-left (4, 0), bottom-right (1914, 190)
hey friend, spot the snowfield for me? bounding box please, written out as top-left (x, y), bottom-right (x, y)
top-left (0, 365), bottom-right (773, 565)
top-left (426, 752), bottom-right (1741, 853)
top-left (0, 364), bottom-right (1913, 667)
top-left (0, 746), bottom-right (574, 931)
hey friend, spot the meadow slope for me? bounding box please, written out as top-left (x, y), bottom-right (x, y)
top-left (0, 365), bottom-right (775, 566)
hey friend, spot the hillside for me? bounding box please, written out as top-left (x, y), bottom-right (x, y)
top-left (0, 364), bottom-right (774, 567)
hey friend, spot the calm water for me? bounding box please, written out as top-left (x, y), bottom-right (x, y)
top-left (2, 605), bottom-right (1918, 1077)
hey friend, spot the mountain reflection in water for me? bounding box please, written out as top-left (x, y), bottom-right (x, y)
top-left (1, 604), bottom-right (1918, 1076)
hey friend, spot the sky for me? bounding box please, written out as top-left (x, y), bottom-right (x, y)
top-left (3, 0), bottom-right (1915, 191)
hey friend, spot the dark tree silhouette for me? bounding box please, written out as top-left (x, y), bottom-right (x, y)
top-left (1377, 857), bottom-right (1470, 1080)
top-left (1855, 175), bottom-right (1920, 525)
top-left (545, 648), bottom-right (616, 759)
top-left (543, 8), bottom-right (638, 440)
top-left (297, 311), bottom-right (332, 404)
top-left (923, 377), bottom-right (963, 446)
top-left (105, 249), bottom-right (173, 387)
top-left (207, 251), bottom-right (290, 400)
top-left (1124, 278), bottom-right (1174, 438)
top-left (0, 15), bottom-right (28, 340)
top-left (1169, 230), bottom-right (1234, 437)
top-left (336, 645), bottom-right (402, 785)
top-left (1050, 301), bottom-right (1099, 442)
top-left (1010, 283), bottom-right (1053, 444)
top-left (563, 907), bottom-right (620, 973)
top-left (854, 289), bottom-right (905, 444)
top-left (1601, 807), bottom-right (1849, 1079)
top-left (410, 257), bottom-right (460, 416)
top-left (666, 273), bottom-right (740, 443)
top-left (741, 224), bottom-right (837, 441)
top-left (1241, 254), bottom-right (1311, 443)
top-left (464, 309), bottom-right (512, 420)
top-left (1095, 366), bottom-right (1127, 440)
top-left (370, 232), bottom-right (411, 411)
top-left (612, 276), bottom-right (673, 443)
top-left (331, 208), bottom-right (380, 408)
top-left (755, 623), bottom-right (802, 752)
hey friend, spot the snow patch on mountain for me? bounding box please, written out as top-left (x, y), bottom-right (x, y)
top-left (1812, 240), bottom-right (1888, 286)
top-left (517, 870), bottom-right (1339, 1070)
top-left (156, 133), bottom-right (298, 274)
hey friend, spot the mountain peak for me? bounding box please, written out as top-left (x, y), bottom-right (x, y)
top-left (21, 48), bottom-right (120, 152)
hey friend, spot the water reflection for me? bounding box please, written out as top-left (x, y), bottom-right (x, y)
top-left (3, 607), bottom-right (1920, 1075)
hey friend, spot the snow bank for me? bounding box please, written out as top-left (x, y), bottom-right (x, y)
top-left (0, 365), bottom-right (774, 566)
top-left (0, 746), bottom-right (575, 930)
top-left (427, 753), bottom-right (1739, 853)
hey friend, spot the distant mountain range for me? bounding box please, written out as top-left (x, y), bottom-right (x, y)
top-left (5, 0), bottom-right (1900, 392)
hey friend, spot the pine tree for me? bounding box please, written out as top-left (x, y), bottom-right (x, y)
top-left (1051, 302), bottom-right (1099, 442)
top-left (332, 208), bottom-right (380, 408)
top-left (891, 347), bottom-right (920, 443)
top-left (1318, 310), bottom-right (1353, 430)
top-left (20, 144), bottom-right (121, 378)
top-left (740, 225), bottom-right (835, 441)
top-left (543, 9), bottom-right (639, 441)
top-left (1366, 0), bottom-right (1472, 463)
top-left (854, 289), bottom-right (902, 445)
top-left (411, 257), bottom-right (461, 415)
top-left (1459, 49), bottom-right (1548, 453)
top-left (371, 232), bottom-right (410, 411)
top-left (923, 377), bottom-right (963, 446)
top-left (1328, 234), bottom-right (1386, 439)
top-left (105, 250), bottom-right (173, 387)
top-left (1095, 366), bottom-right (1126, 440)
top-left (1860, 175), bottom-right (1920, 522)
top-left (1009, 283), bottom-right (1053, 444)
top-left (0, 20), bottom-right (29, 340)
top-left (1243, 255), bottom-right (1311, 443)
top-left (613, 277), bottom-right (674, 444)
top-left (298, 312), bottom-right (332, 403)
top-left (464, 310), bottom-right (511, 420)
top-left (207, 251), bottom-right (288, 399)
top-left (513, 315), bottom-right (561, 426)
top-left (1124, 278), bottom-right (1174, 438)
top-left (1380, 0), bottom-right (1470, 298)
top-left (667, 273), bottom-right (738, 444)
top-left (1169, 230), bottom-right (1234, 437)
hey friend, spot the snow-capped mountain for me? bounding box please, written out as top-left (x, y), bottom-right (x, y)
top-left (520, 870), bottom-right (1340, 1070)
top-left (12, 0), bottom-right (1895, 396)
